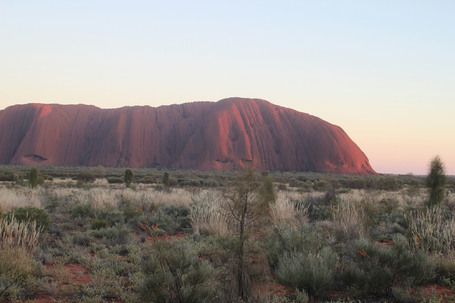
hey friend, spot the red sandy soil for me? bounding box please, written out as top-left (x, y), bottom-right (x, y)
top-left (0, 98), bottom-right (375, 174)
top-left (421, 284), bottom-right (455, 302)
top-left (25, 264), bottom-right (92, 303)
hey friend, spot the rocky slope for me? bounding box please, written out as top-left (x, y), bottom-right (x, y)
top-left (0, 98), bottom-right (375, 174)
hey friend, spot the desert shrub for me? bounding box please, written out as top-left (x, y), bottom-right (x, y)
top-left (363, 198), bottom-right (408, 240)
top-left (97, 224), bottom-right (132, 245)
top-left (265, 223), bottom-right (338, 297)
top-left (91, 219), bottom-right (109, 230)
top-left (377, 176), bottom-right (402, 191)
top-left (145, 205), bottom-right (191, 234)
top-left (0, 171), bottom-right (15, 182)
top-left (341, 235), bottom-right (433, 296)
top-left (107, 177), bottom-right (123, 184)
top-left (9, 206), bottom-right (50, 231)
top-left (313, 180), bottom-right (330, 191)
top-left (406, 206), bottom-right (455, 254)
top-left (70, 203), bottom-right (95, 219)
top-left (433, 255), bottom-right (455, 281)
top-left (120, 204), bottom-right (141, 225)
top-left (167, 177), bottom-right (178, 187)
top-left (276, 246), bottom-right (338, 297)
top-left (303, 193), bottom-right (334, 221)
top-left (141, 176), bottom-right (156, 184)
top-left (179, 179), bottom-right (202, 187)
top-left (164, 205), bottom-right (191, 229)
top-left (202, 180), bottom-right (218, 187)
top-left (77, 171), bottom-right (96, 184)
top-left (71, 231), bottom-right (94, 246)
top-left (96, 208), bottom-right (127, 226)
top-left (138, 240), bottom-right (216, 303)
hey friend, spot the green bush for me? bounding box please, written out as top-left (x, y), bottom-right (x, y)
top-left (341, 235), bottom-right (433, 296)
top-left (107, 177), bottom-right (123, 184)
top-left (141, 176), bottom-right (156, 184)
top-left (0, 171), bottom-right (15, 181)
top-left (145, 205), bottom-right (191, 234)
top-left (91, 219), bottom-right (109, 230)
top-left (70, 203), bottom-right (95, 219)
top-left (10, 207), bottom-right (50, 231)
top-left (276, 246), bottom-right (338, 297)
top-left (265, 223), bottom-right (338, 297)
top-left (97, 224), bottom-right (132, 245)
top-left (71, 231), bottom-right (93, 246)
top-left (138, 240), bottom-right (216, 303)
top-left (76, 171), bottom-right (96, 184)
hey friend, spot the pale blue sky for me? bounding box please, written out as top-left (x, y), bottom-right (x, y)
top-left (1, 1), bottom-right (454, 174)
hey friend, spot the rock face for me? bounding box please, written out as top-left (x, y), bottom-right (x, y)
top-left (0, 98), bottom-right (375, 174)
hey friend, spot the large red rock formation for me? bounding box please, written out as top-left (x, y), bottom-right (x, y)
top-left (0, 98), bottom-right (375, 174)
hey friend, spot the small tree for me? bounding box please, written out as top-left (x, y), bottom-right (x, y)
top-left (163, 172), bottom-right (170, 186)
top-left (28, 167), bottom-right (38, 189)
top-left (258, 174), bottom-right (277, 217)
top-left (426, 156), bottom-right (447, 206)
top-left (124, 169), bottom-right (133, 188)
top-left (224, 168), bottom-right (261, 301)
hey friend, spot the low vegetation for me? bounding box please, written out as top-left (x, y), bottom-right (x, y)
top-left (0, 162), bottom-right (454, 302)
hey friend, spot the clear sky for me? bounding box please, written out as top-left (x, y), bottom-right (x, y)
top-left (1, 1), bottom-right (454, 175)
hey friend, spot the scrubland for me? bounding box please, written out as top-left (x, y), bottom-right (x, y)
top-left (1, 167), bottom-right (455, 302)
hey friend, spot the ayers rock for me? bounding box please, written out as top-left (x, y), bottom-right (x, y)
top-left (0, 98), bottom-right (375, 174)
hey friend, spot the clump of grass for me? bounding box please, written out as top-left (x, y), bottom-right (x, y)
top-left (189, 191), bottom-right (228, 236)
top-left (0, 216), bottom-right (41, 253)
top-left (406, 206), bottom-right (455, 255)
top-left (0, 188), bottom-right (43, 212)
top-left (269, 192), bottom-right (308, 224)
top-left (331, 200), bottom-right (368, 241)
top-left (0, 216), bottom-right (41, 299)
